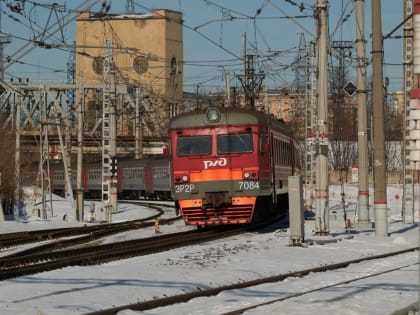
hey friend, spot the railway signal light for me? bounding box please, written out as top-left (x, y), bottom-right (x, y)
top-left (111, 156), bottom-right (118, 176)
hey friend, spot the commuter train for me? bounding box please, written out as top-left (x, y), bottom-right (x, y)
top-left (50, 157), bottom-right (171, 200)
top-left (168, 106), bottom-right (300, 227)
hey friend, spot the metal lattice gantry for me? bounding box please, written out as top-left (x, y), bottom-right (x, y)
top-left (403, 0), bottom-right (415, 223)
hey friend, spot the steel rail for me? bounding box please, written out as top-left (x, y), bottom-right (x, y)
top-left (82, 246), bottom-right (419, 315)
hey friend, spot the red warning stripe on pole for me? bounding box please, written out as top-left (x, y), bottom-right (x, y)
top-left (373, 200), bottom-right (387, 205)
top-left (314, 195), bottom-right (329, 199)
top-left (414, 0), bottom-right (420, 15)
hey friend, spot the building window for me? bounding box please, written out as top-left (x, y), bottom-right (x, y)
top-left (133, 55), bottom-right (149, 74)
top-left (92, 56), bottom-right (104, 75)
top-left (170, 57), bottom-right (177, 75)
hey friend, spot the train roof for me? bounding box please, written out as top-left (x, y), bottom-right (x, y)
top-left (169, 107), bottom-right (291, 135)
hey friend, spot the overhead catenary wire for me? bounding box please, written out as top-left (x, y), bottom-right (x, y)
top-left (3, 1), bottom-right (402, 94)
top-left (2, 0), bottom-right (311, 93)
top-left (4, 0), bottom-right (104, 70)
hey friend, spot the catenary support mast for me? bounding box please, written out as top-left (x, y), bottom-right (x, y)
top-left (314, 0), bottom-right (330, 235)
top-left (101, 39), bottom-right (118, 218)
top-left (355, 0), bottom-right (371, 229)
top-left (371, 0), bottom-right (388, 237)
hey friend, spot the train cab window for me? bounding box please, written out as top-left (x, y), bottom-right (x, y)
top-left (217, 134), bottom-right (253, 154)
top-left (177, 136), bottom-right (211, 156)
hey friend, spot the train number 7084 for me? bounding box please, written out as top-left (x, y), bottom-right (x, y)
top-left (238, 181), bottom-right (259, 190)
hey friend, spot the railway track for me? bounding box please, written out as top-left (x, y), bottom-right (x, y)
top-left (0, 201), bottom-right (174, 251)
top-left (83, 246), bottom-right (419, 315)
top-left (0, 218), bottom-right (275, 280)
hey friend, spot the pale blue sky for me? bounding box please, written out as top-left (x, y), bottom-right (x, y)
top-left (1, 0), bottom-right (405, 93)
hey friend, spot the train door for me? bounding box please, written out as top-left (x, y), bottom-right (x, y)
top-left (269, 132), bottom-right (276, 207)
top-left (145, 165), bottom-right (153, 198)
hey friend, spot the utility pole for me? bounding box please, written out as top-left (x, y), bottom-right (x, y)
top-left (14, 91), bottom-right (21, 218)
top-left (243, 32), bottom-right (247, 94)
top-left (225, 70), bottom-right (231, 106)
top-left (56, 115), bottom-right (73, 203)
top-left (40, 87), bottom-right (53, 219)
top-left (404, 0), bottom-right (419, 223)
top-left (76, 75), bottom-right (84, 222)
top-left (355, 0), bottom-right (371, 229)
top-left (126, 0), bottom-right (135, 13)
top-left (371, 0), bottom-right (388, 237)
top-left (135, 87), bottom-right (143, 159)
top-left (314, 0), bottom-right (329, 235)
top-left (238, 33), bottom-right (264, 110)
top-left (305, 40), bottom-right (317, 209)
top-left (102, 38), bottom-right (118, 219)
top-left (238, 54), bottom-right (265, 109)
top-left (0, 2), bottom-right (11, 81)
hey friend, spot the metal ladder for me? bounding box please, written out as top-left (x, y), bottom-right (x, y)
top-left (101, 39), bottom-right (113, 206)
top-left (304, 40), bottom-right (317, 208)
top-left (402, 0), bottom-right (415, 223)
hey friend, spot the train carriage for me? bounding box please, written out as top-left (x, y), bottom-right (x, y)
top-left (168, 106), bottom-right (300, 227)
top-left (119, 158), bottom-right (148, 199)
top-left (50, 168), bottom-right (77, 197)
top-left (148, 158), bottom-right (172, 200)
top-left (119, 157), bottom-right (171, 200)
top-left (51, 168), bottom-right (65, 195)
top-left (50, 157), bottom-right (171, 201)
top-left (85, 167), bottom-right (102, 198)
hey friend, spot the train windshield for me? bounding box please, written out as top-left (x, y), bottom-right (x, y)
top-left (177, 136), bottom-right (211, 156)
top-left (217, 134), bottom-right (253, 154)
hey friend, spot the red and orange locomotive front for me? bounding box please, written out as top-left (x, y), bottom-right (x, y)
top-left (169, 107), bottom-right (294, 227)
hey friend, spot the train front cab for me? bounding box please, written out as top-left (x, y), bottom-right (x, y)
top-left (169, 108), bottom-right (276, 227)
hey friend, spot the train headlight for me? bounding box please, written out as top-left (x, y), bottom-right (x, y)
top-left (206, 107), bottom-right (221, 123)
top-left (175, 174), bottom-right (189, 183)
top-left (243, 170), bottom-right (258, 180)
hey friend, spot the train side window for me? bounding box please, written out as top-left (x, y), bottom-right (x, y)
top-left (273, 139), bottom-right (276, 163)
top-left (218, 133), bottom-right (253, 154)
top-left (279, 142), bottom-right (283, 165)
top-left (177, 136), bottom-right (211, 156)
top-left (134, 168), bottom-right (143, 179)
top-left (284, 142), bottom-right (287, 165)
top-left (260, 133), bottom-right (269, 153)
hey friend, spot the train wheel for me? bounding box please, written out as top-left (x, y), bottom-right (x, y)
top-left (277, 193), bottom-right (289, 212)
top-left (175, 201), bottom-right (180, 216)
top-left (254, 196), bottom-right (274, 221)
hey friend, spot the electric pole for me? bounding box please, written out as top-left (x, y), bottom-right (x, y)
top-left (76, 75), bottom-right (84, 222)
top-left (0, 2), bottom-right (11, 81)
top-left (102, 38), bottom-right (118, 220)
top-left (135, 87), bottom-right (143, 159)
top-left (126, 0), bottom-right (135, 13)
top-left (238, 33), bottom-right (264, 110)
top-left (314, 0), bottom-right (330, 235)
top-left (355, 0), bottom-right (371, 229)
top-left (371, 0), bottom-right (388, 237)
top-left (14, 92), bottom-right (21, 218)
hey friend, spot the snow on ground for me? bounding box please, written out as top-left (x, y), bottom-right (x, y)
top-left (0, 184), bottom-right (418, 315)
